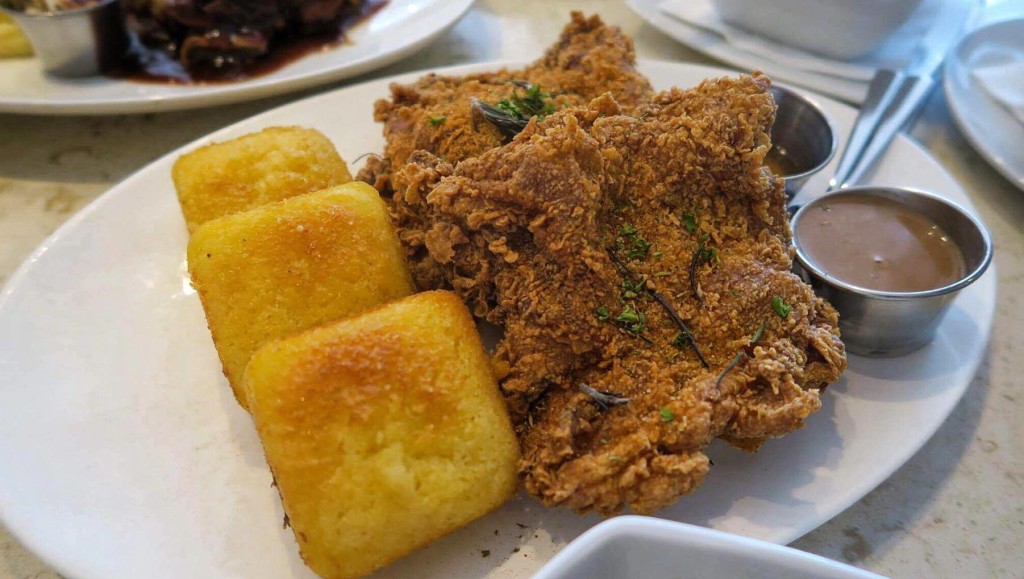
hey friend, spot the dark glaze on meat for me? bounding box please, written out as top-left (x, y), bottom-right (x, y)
top-left (107, 0), bottom-right (386, 83)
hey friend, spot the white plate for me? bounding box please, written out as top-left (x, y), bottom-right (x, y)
top-left (534, 516), bottom-right (883, 579)
top-left (0, 61), bottom-right (994, 578)
top-left (627, 0), bottom-right (974, 104)
top-left (0, 0), bottom-right (473, 115)
top-left (944, 18), bottom-right (1024, 192)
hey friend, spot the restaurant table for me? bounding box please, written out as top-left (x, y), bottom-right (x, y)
top-left (1, 1), bottom-right (1021, 577)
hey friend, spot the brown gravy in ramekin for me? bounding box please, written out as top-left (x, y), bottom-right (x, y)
top-left (796, 194), bottom-right (966, 292)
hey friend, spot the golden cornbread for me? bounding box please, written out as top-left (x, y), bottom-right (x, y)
top-left (173, 126), bottom-right (352, 233)
top-left (0, 13), bottom-right (32, 58)
top-left (187, 182), bottom-right (414, 408)
top-left (243, 291), bottom-right (520, 579)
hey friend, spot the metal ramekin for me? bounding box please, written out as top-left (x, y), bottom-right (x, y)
top-left (769, 85), bottom-right (838, 198)
top-left (1, 0), bottom-right (128, 77)
top-left (791, 186), bottom-right (993, 357)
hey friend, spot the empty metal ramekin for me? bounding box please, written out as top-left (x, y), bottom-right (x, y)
top-left (791, 186), bottom-right (992, 357)
top-left (0, 0), bottom-right (128, 77)
top-left (769, 85), bottom-right (837, 198)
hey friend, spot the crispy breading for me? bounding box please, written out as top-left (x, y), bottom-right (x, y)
top-left (388, 73), bottom-right (846, 515)
top-left (358, 12), bottom-right (653, 288)
top-left (243, 291), bottom-right (520, 579)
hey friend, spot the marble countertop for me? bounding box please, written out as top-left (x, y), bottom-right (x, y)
top-left (1, 1), bottom-right (1022, 577)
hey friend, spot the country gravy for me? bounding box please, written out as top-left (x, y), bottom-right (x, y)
top-left (795, 194), bottom-right (966, 292)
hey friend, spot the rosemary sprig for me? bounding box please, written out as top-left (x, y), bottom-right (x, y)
top-left (580, 383), bottom-right (630, 410)
top-left (714, 321), bottom-right (767, 390)
top-left (607, 247), bottom-right (709, 367)
top-left (688, 242), bottom-right (718, 306)
top-left (470, 82), bottom-right (557, 139)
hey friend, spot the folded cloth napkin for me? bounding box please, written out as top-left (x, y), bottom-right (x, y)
top-left (658, 0), bottom-right (930, 82)
top-left (972, 51), bottom-right (1024, 125)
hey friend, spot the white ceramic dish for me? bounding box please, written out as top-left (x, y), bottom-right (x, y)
top-left (627, 0), bottom-right (974, 103)
top-left (0, 61), bottom-right (994, 578)
top-left (0, 0), bottom-right (474, 115)
top-left (534, 516), bottom-right (884, 579)
top-left (709, 0), bottom-right (923, 60)
top-left (944, 18), bottom-right (1024, 192)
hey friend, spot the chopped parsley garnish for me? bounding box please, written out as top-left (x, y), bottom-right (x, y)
top-left (429, 115), bottom-right (446, 126)
top-left (660, 407), bottom-right (675, 422)
top-left (596, 305), bottom-right (610, 322)
top-left (615, 304), bottom-right (647, 335)
top-left (618, 224), bottom-right (651, 260)
top-left (771, 295), bottom-right (792, 318)
top-left (682, 212), bottom-right (698, 233)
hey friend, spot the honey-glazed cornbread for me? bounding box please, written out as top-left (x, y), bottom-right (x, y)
top-left (187, 182), bottom-right (414, 409)
top-left (173, 126), bottom-right (352, 233)
top-left (243, 291), bottom-right (520, 579)
top-left (0, 13), bottom-right (32, 58)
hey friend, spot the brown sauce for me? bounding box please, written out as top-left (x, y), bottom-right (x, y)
top-left (765, 145), bottom-right (801, 176)
top-left (104, 1), bottom-right (387, 84)
top-left (796, 194), bottom-right (966, 292)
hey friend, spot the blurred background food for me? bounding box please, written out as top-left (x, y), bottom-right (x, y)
top-left (0, 12), bottom-right (32, 57)
top-left (122, 0), bottom-right (374, 78)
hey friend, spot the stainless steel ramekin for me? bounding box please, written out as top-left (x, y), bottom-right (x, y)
top-left (791, 186), bottom-right (992, 357)
top-left (1, 0), bottom-right (128, 77)
top-left (769, 85), bottom-right (837, 198)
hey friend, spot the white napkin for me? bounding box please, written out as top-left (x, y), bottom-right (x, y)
top-left (972, 52), bottom-right (1024, 125)
top-left (658, 0), bottom-right (931, 82)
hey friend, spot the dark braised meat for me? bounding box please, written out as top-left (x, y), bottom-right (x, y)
top-left (386, 72), bottom-right (846, 515)
top-left (124, 0), bottom-right (367, 75)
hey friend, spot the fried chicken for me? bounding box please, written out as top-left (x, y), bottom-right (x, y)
top-left (358, 12), bottom-right (653, 288)
top-left (386, 73), bottom-right (846, 515)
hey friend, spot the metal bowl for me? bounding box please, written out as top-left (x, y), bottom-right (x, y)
top-left (791, 186), bottom-right (992, 357)
top-left (0, 0), bottom-right (128, 77)
top-left (768, 85), bottom-right (837, 199)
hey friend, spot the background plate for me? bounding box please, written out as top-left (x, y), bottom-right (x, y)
top-left (0, 61), bottom-right (995, 578)
top-left (0, 0), bottom-right (473, 115)
top-left (944, 18), bottom-right (1024, 192)
top-left (626, 0), bottom-right (974, 104)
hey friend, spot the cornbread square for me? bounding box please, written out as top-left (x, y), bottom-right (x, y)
top-left (187, 182), bottom-right (414, 408)
top-left (173, 126), bottom-right (352, 233)
top-left (243, 291), bottom-right (520, 579)
top-left (0, 13), bottom-right (32, 57)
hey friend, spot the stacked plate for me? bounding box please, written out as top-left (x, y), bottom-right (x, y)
top-left (627, 0), bottom-right (976, 104)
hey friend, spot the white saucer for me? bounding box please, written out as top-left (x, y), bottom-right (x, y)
top-left (944, 18), bottom-right (1024, 192)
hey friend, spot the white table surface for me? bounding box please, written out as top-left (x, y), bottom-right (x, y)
top-left (1, 1), bottom-right (1022, 577)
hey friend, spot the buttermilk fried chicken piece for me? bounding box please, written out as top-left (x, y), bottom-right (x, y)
top-left (358, 12), bottom-right (653, 288)
top-left (391, 73), bottom-right (846, 515)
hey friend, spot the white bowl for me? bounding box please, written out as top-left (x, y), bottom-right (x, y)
top-left (709, 0), bottom-right (924, 59)
top-left (533, 516), bottom-right (886, 579)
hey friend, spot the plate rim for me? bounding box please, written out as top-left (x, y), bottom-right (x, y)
top-left (0, 58), bottom-right (996, 578)
top-left (0, 0), bottom-right (475, 116)
top-left (943, 18), bottom-right (1024, 192)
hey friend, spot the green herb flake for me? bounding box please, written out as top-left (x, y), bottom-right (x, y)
top-left (596, 306), bottom-right (610, 322)
top-left (682, 212), bottom-right (698, 233)
top-left (615, 304), bottom-right (646, 335)
top-left (429, 116), bottom-right (446, 126)
top-left (654, 271), bottom-right (671, 277)
top-left (660, 407), bottom-right (675, 422)
top-left (771, 295), bottom-right (792, 318)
